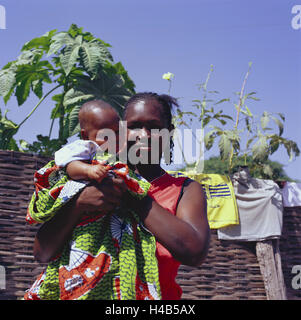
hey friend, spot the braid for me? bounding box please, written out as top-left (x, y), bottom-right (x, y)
top-left (124, 92), bottom-right (179, 164)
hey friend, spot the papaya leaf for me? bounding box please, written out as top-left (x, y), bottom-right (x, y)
top-left (62, 67), bottom-right (133, 138)
top-left (22, 29), bottom-right (57, 52)
top-left (0, 69), bottom-right (16, 100)
top-left (60, 44), bottom-right (80, 76)
top-left (15, 75), bottom-right (31, 105)
top-left (48, 32), bottom-right (74, 56)
top-left (31, 79), bottom-right (43, 99)
top-left (106, 61), bottom-right (135, 93)
top-left (14, 62), bottom-right (53, 105)
top-left (68, 104), bottom-right (82, 137)
top-left (79, 42), bottom-right (110, 78)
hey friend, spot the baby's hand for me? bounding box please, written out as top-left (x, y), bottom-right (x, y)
top-left (87, 164), bottom-right (109, 183)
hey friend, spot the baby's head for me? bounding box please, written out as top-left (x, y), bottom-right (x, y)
top-left (79, 100), bottom-right (120, 152)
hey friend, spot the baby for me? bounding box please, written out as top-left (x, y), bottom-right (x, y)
top-left (55, 99), bottom-right (121, 184)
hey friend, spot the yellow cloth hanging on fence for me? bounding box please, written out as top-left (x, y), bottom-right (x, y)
top-left (168, 171), bottom-right (239, 229)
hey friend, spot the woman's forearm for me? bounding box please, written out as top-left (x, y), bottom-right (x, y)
top-left (132, 195), bottom-right (209, 266)
top-left (33, 196), bottom-right (83, 263)
top-left (33, 178), bottom-right (126, 264)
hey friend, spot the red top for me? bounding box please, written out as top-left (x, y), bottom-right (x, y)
top-left (148, 172), bottom-right (188, 300)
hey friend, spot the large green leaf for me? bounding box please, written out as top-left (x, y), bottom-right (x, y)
top-left (62, 68), bottom-right (133, 139)
top-left (0, 69), bottom-right (16, 99)
top-left (22, 29), bottom-right (57, 52)
top-left (48, 32), bottom-right (74, 56)
top-left (60, 44), bottom-right (80, 76)
top-left (0, 49), bottom-right (44, 103)
top-left (14, 62), bottom-right (53, 105)
top-left (49, 30), bottom-right (112, 78)
top-left (113, 62), bottom-right (135, 93)
top-left (79, 41), bottom-right (112, 78)
top-left (68, 105), bottom-right (82, 136)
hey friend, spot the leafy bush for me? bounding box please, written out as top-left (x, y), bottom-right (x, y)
top-left (0, 24), bottom-right (135, 156)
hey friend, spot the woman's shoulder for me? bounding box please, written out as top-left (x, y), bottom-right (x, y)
top-left (166, 171), bottom-right (202, 190)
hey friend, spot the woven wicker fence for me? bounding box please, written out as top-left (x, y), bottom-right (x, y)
top-left (0, 150), bottom-right (300, 300)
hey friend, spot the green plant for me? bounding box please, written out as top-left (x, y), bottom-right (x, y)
top-left (163, 66), bottom-right (234, 171)
top-left (162, 64), bottom-right (300, 178)
top-left (0, 108), bottom-right (19, 151)
top-left (204, 63), bottom-right (300, 176)
top-left (182, 156), bottom-right (295, 181)
top-left (0, 24), bottom-right (135, 155)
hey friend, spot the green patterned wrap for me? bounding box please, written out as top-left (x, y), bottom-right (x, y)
top-left (24, 160), bottom-right (161, 300)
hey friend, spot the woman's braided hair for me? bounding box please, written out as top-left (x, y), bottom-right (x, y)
top-left (124, 92), bottom-right (179, 164)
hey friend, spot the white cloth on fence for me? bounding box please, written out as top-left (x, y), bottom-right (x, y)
top-left (282, 182), bottom-right (301, 207)
top-left (55, 140), bottom-right (100, 167)
top-left (217, 167), bottom-right (283, 241)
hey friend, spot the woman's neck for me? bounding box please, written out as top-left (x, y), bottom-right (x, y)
top-left (134, 164), bottom-right (165, 183)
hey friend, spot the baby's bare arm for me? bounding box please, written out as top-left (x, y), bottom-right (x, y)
top-left (66, 160), bottom-right (108, 183)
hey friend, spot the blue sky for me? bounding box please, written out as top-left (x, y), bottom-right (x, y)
top-left (0, 0), bottom-right (300, 179)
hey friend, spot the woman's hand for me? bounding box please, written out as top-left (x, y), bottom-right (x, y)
top-left (76, 176), bottom-right (127, 214)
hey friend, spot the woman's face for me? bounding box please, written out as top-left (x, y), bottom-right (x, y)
top-left (124, 98), bottom-right (172, 165)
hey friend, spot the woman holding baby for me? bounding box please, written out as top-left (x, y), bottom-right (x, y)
top-left (27, 92), bottom-right (210, 300)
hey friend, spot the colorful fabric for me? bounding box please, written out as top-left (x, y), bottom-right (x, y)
top-left (24, 159), bottom-right (161, 300)
top-left (168, 171), bottom-right (239, 229)
top-left (148, 172), bottom-right (188, 300)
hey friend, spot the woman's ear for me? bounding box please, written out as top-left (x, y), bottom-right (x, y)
top-left (81, 129), bottom-right (88, 140)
